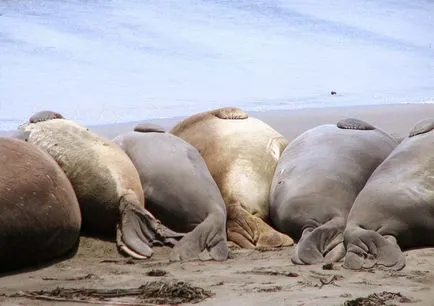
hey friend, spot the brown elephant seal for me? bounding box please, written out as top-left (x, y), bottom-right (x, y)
top-left (170, 107), bottom-right (293, 249)
top-left (113, 129), bottom-right (229, 261)
top-left (269, 118), bottom-right (398, 265)
top-left (0, 137), bottom-right (81, 272)
top-left (343, 118), bottom-right (434, 271)
top-left (16, 111), bottom-right (183, 260)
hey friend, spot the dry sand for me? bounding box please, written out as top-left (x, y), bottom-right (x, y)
top-left (1, 103), bottom-right (434, 306)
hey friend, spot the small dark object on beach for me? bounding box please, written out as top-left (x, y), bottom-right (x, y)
top-left (322, 263), bottom-right (334, 270)
top-left (9, 280), bottom-right (214, 305)
top-left (146, 269), bottom-right (168, 277)
top-left (344, 291), bottom-right (414, 306)
top-left (239, 269), bottom-right (298, 277)
top-left (331, 91), bottom-right (337, 95)
top-left (42, 274), bottom-right (98, 281)
top-left (254, 285), bottom-right (282, 292)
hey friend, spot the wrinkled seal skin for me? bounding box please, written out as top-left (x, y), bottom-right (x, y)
top-left (170, 107), bottom-right (293, 249)
top-left (113, 130), bottom-right (229, 262)
top-left (16, 112), bottom-right (183, 260)
top-left (343, 118), bottom-right (434, 271)
top-left (270, 118), bottom-right (398, 265)
top-left (0, 137), bottom-right (81, 272)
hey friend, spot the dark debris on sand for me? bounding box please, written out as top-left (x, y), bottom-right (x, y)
top-left (9, 280), bottom-right (214, 305)
top-left (146, 269), bottom-right (169, 277)
top-left (344, 291), bottom-right (415, 306)
top-left (238, 269), bottom-right (299, 277)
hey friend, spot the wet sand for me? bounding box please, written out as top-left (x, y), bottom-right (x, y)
top-left (1, 103), bottom-right (434, 305)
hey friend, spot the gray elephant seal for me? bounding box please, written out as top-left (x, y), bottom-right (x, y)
top-left (170, 107), bottom-right (293, 249)
top-left (270, 118), bottom-right (398, 265)
top-left (16, 112), bottom-right (183, 260)
top-left (343, 118), bottom-right (434, 271)
top-left (0, 137), bottom-right (81, 272)
top-left (113, 128), bottom-right (229, 261)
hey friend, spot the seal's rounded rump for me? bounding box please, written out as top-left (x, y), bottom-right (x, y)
top-left (0, 137), bottom-right (81, 272)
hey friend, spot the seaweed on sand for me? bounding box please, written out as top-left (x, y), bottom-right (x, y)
top-left (9, 280), bottom-right (214, 305)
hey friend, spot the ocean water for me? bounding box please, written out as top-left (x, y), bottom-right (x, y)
top-left (1, 0), bottom-right (433, 131)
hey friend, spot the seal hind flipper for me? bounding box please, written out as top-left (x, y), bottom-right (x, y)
top-left (291, 218), bottom-right (346, 265)
top-left (409, 119), bottom-right (434, 137)
top-left (337, 118), bottom-right (375, 130)
top-left (343, 228), bottom-right (405, 270)
top-left (134, 123), bottom-right (165, 133)
top-left (211, 107), bottom-right (249, 120)
top-left (226, 203), bottom-right (293, 249)
top-left (169, 213), bottom-right (229, 262)
top-left (29, 111), bottom-right (64, 123)
top-left (117, 194), bottom-right (184, 259)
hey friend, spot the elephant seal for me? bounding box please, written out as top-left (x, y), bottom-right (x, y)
top-left (0, 137), bottom-right (81, 272)
top-left (112, 129), bottom-right (229, 261)
top-left (343, 118), bottom-right (434, 271)
top-left (170, 107), bottom-right (293, 249)
top-left (269, 118), bottom-right (398, 265)
top-left (16, 111), bottom-right (183, 260)
top-left (133, 123), bottom-right (165, 133)
top-left (29, 110), bottom-right (64, 123)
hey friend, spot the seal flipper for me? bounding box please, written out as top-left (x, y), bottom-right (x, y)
top-left (117, 194), bottom-right (184, 259)
top-left (409, 119), bottom-right (434, 137)
top-left (343, 227), bottom-right (405, 270)
top-left (211, 107), bottom-right (249, 120)
top-left (29, 110), bottom-right (64, 123)
top-left (134, 123), bottom-right (165, 133)
top-left (337, 118), bottom-right (375, 130)
top-left (226, 202), bottom-right (294, 249)
top-left (291, 218), bottom-right (346, 265)
top-left (169, 213), bottom-right (229, 262)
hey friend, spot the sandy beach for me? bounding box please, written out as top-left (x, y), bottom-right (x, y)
top-left (1, 103), bottom-right (434, 306)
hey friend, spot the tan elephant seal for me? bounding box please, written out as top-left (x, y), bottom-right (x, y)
top-left (170, 107), bottom-right (293, 248)
top-left (343, 118), bottom-right (434, 271)
top-left (270, 118), bottom-right (398, 265)
top-left (113, 127), bottom-right (228, 261)
top-left (0, 137), bottom-right (81, 272)
top-left (16, 111), bottom-right (183, 260)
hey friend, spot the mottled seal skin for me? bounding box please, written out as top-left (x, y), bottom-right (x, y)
top-left (113, 129), bottom-right (229, 262)
top-left (29, 110), bottom-right (64, 123)
top-left (270, 118), bottom-right (398, 265)
top-left (170, 107), bottom-right (293, 249)
top-left (343, 118), bottom-right (434, 271)
top-left (0, 137), bottom-right (81, 272)
top-left (16, 112), bottom-right (183, 260)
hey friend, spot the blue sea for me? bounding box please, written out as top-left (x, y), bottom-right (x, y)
top-left (1, 0), bottom-right (433, 131)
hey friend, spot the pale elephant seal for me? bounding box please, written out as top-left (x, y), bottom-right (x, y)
top-left (269, 118), bottom-right (398, 265)
top-left (343, 118), bottom-right (434, 271)
top-left (113, 129), bottom-right (229, 261)
top-left (170, 107), bottom-right (293, 249)
top-left (0, 137), bottom-right (81, 272)
top-left (16, 111), bottom-right (183, 260)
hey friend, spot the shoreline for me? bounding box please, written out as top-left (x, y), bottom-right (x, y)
top-left (87, 103), bottom-right (434, 140)
top-left (2, 103), bottom-right (434, 141)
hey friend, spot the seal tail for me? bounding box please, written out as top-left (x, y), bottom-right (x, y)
top-left (169, 212), bottom-right (229, 262)
top-left (116, 194), bottom-right (184, 259)
top-left (343, 226), bottom-right (405, 271)
top-left (292, 218), bottom-right (346, 265)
